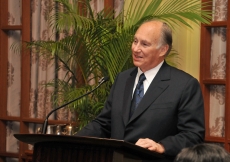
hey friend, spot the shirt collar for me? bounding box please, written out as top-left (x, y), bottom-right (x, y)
top-left (137, 60), bottom-right (164, 83)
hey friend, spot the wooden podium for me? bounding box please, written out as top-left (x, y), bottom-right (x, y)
top-left (14, 134), bottom-right (163, 162)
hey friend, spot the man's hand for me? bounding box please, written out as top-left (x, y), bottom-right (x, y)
top-left (135, 138), bottom-right (165, 153)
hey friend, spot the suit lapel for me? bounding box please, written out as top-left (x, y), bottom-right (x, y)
top-left (122, 68), bottom-right (137, 126)
top-left (128, 62), bottom-right (171, 123)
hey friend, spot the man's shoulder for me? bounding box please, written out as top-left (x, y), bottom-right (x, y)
top-left (166, 64), bottom-right (195, 79)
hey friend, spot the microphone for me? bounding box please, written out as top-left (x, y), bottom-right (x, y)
top-left (41, 76), bottom-right (109, 134)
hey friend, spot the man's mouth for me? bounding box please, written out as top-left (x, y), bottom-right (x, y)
top-left (134, 54), bottom-right (143, 59)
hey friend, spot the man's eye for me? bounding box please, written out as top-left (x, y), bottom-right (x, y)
top-left (133, 40), bottom-right (137, 43)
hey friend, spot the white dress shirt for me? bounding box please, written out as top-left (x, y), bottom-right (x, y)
top-left (133, 61), bottom-right (164, 95)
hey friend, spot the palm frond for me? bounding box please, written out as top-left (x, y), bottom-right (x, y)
top-left (123, 0), bottom-right (212, 29)
top-left (48, 0), bottom-right (94, 32)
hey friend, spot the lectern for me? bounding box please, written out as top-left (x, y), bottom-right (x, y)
top-left (14, 134), bottom-right (163, 162)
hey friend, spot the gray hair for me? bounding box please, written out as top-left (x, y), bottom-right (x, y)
top-left (141, 19), bottom-right (173, 56)
top-left (158, 22), bottom-right (172, 56)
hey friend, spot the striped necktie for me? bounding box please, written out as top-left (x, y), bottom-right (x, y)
top-left (129, 73), bottom-right (146, 118)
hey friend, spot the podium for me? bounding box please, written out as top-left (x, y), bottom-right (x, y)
top-left (14, 134), bottom-right (163, 162)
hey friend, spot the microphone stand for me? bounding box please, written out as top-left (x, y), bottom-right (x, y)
top-left (41, 77), bottom-right (109, 134)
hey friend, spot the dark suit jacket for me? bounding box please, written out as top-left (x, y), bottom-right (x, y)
top-left (77, 61), bottom-right (205, 161)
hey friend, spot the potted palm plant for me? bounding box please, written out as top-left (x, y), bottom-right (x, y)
top-left (24, 0), bottom-right (211, 129)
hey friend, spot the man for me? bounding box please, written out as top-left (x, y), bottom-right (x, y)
top-left (77, 20), bottom-right (205, 161)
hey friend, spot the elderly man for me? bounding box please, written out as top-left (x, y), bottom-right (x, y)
top-left (77, 20), bottom-right (205, 162)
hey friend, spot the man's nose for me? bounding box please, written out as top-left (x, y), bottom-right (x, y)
top-left (133, 44), bottom-right (141, 52)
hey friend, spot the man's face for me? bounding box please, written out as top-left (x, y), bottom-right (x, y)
top-left (131, 21), bottom-right (167, 72)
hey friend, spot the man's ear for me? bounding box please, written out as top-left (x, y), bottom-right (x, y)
top-left (159, 44), bottom-right (169, 57)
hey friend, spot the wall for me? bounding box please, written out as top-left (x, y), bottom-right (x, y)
top-left (173, 21), bottom-right (201, 80)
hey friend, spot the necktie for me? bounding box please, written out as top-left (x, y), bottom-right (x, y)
top-left (129, 73), bottom-right (146, 118)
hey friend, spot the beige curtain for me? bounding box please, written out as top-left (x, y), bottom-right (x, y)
top-left (28, 0), bottom-right (74, 132)
top-left (28, 0), bottom-right (56, 135)
top-left (209, 0), bottom-right (227, 137)
top-left (6, 1), bottom-right (22, 161)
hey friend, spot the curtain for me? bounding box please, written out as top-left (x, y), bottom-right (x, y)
top-left (209, 0), bottom-right (227, 137)
top-left (6, 1), bottom-right (22, 162)
top-left (28, 0), bottom-right (75, 135)
top-left (29, 0), bottom-right (57, 135)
